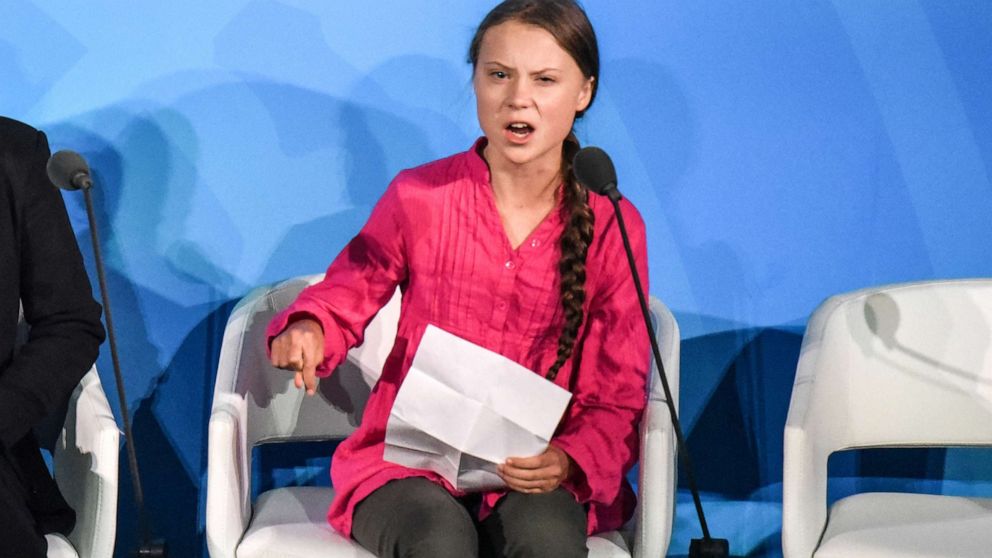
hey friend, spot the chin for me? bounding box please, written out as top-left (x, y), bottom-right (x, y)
top-left (490, 141), bottom-right (556, 168)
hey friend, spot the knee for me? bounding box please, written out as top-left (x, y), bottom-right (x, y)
top-left (501, 517), bottom-right (587, 558)
top-left (404, 509), bottom-right (478, 557)
top-left (491, 491), bottom-right (588, 558)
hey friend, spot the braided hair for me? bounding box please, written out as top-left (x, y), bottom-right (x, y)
top-left (469, 0), bottom-right (600, 381)
top-left (545, 131), bottom-right (594, 380)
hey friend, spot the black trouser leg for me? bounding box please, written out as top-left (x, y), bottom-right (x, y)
top-left (0, 450), bottom-right (47, 558)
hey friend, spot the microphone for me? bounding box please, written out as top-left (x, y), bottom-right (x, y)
top-left (47, 151), bottom-right (168, 557)
top-left (46, 150), bottom-right (94, 191)
top-left (572, 146), bottom-right (620, 202)
top-left (573, 146), bottom-right (729, 558)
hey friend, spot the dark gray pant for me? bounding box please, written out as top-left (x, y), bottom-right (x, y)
top-left (352, 477), bottom-right (588, 558)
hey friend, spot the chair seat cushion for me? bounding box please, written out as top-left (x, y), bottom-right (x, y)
top-left (816, 492), bottom-right (992, 557)
top-left (45, 533), bottom-right (78, 558)
top-left (239, 486), bottom-right (631, 557)
top-left (238, 487), bottom-right (374, 558)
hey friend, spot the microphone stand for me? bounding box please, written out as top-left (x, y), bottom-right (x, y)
top-left (600, 189), bottom-right (729, 558)
top-left (79, 185), bottom-right (168, 558)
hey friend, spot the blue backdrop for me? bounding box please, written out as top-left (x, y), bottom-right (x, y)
top-left (3, 1), bottom-right (991, 556)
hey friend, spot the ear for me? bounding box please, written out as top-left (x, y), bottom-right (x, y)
top-left (575, 76), bottom-right (594, 113)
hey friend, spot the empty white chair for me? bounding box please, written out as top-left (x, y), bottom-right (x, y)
top-left (783, 279), bottom-right (992, 557)
top-left (206, 274), bottom-right (678, 558)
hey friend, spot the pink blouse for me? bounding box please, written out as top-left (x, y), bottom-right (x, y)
top-left (266, 139), bottom-right (650, 537)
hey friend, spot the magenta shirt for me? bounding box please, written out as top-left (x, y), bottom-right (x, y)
top-left (266, 139), bottom-right (650, 537)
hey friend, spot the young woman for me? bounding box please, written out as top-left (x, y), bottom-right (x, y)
top-left (267, 1), bottom-right (650, 556)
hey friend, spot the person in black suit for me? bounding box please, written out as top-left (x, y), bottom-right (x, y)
top-left (0, 117), bottom-right (105, 557)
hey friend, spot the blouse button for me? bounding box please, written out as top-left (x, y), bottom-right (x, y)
top-left (530, 239), bottom-right (541, 248)
top-left (505, 260), bottom-right (516, 270)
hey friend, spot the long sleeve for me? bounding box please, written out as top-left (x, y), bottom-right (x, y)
top-left (266, 174), bottom-right (409, 375)
top-left (0, 129), bottom-right (105, 448)
top-left (551, 200), bottom-right (650, 511)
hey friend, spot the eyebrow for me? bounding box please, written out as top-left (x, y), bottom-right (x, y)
top-left (481, 61), bottom-right (562, 74)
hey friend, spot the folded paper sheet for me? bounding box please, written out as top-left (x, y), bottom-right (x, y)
top-left (383, 325), bottom-right (572, 491)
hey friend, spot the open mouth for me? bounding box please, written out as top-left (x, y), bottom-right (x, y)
top-left (506, 122), bottom-right (534, 137)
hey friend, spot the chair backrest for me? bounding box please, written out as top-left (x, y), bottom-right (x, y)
top-left (218, 276), bottom-right (673, 449)
top-left (213, 275), bottom-right (400, 448)
top-left (801, 279), bottom-right (992, 452)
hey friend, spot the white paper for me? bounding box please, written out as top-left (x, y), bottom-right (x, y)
top-left (383, 325), bottom-right (572, 491)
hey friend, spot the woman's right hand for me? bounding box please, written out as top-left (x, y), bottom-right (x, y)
top-left (269, 318), bottom-right (325, 395)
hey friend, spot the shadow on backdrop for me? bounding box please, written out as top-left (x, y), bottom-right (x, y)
top-left (675, 327), bottom-right (801, 557)
top-left (248, 81), bottom-right (433, 282)
top-left (48, 114), bottom-right (241, 557)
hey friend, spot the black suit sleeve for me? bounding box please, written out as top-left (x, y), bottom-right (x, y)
top-left (0, 130), bottom-right (106, 448)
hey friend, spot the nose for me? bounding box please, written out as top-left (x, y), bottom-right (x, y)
top-left (506, 77), bottom-right (533, 109)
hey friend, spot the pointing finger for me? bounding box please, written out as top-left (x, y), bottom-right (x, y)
top-left (301, 346), bottom-right (319, 396)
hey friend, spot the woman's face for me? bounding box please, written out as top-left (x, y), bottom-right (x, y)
top-left (473, 20), bottom-right (593, 173)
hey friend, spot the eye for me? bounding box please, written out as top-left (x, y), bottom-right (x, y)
top-left (537, 76), bottom-right (556, 84)
top-left (490, 70), bottom-right (508, 79)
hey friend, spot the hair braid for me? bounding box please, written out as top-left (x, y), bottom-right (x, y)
top-left (546, 133), bottom-right (594, 381)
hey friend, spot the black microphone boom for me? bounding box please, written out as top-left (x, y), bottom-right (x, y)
top-left (47, 150), bottom-right (167, 558)
top-left (573, 146), bottom-right (730, 558)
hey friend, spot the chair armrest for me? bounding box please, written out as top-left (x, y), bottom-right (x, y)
top-left (781, 295), bottom-right (848, 558)
top-left (782, 420), bottom-right (828, 558)
top-left (206, 395), bottom-right (251, 558)
top-left (633, 394), bottom-right (676, 558)
top-left (782, 361), bottom-right (833, 558)
top-left (54, 369), bottom-right (120, 558)
top-left (633, 297), bottom-right (679, 558)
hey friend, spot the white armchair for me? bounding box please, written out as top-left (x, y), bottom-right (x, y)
top-left (782, 279), bottom-right (992, 557)
top-left (206, 274), bottom-right (677, 558)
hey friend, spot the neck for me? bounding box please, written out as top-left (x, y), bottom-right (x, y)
top-left (484, 146), bottom-right (562, 209)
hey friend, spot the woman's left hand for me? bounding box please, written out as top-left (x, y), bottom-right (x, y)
top-left (499, 444), bottom-right (573, 494)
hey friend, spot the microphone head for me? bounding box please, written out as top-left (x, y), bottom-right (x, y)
top-left (47, 150), bottom-right (93, 191)
top-left (573, 146), bottom-right (620, 200)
